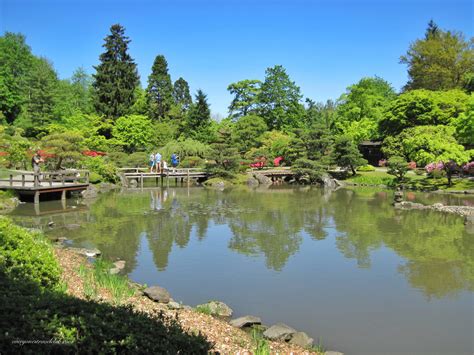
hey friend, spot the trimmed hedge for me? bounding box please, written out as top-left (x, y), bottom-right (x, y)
top-left (0, 217), bottom-right (60, 288)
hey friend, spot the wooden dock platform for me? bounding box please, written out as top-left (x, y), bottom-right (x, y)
top-left (0, 170), bottom-right (90, 204)
top-left (119, 168), bottom-right (209, 187)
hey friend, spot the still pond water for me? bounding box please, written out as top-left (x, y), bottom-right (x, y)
top-left (9, 186), bottom-right (474, 355)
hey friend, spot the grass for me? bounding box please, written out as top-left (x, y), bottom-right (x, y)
top-left (346, 170), bottom-right (474, 191)
top-left (251, 326), bottom-right (270, 355)
top-left (77, 258), bottom-right (135, 304)
top-left (195, 304), bottom-right (213, 315)
top-left (311, 336), bottom-right (325, 353)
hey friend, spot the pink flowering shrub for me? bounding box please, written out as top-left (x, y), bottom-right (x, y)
top-left (463, 161), bottom-right (474, 175)
top-left (378, 159), bottom-right (387, 167)
top-left (425, 162), bottom-right (444, 173)
top-left (407, 161), bottom-right (417, 170)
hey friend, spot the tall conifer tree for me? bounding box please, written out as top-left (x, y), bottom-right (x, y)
top-left (172, 77), bottom-right (192, 112)
top-left (146, 55), bottom-right (173, 120)
top-left (184, 89), bottom-right (211, 137)
top-left (92, 24), bottom-right (139, 119)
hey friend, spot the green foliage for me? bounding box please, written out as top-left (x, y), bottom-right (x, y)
top-left (82, 156), bottom-right (118, 183)
top-left (335, 76), bottom-right (396, 142)
top-left (0, 276), bottom-right (212, 353)
top-left (232, 114), bottom-right (268, 154)
top-left (387, 156), bottom-right (409, 181)
top-left (292, 158), bottom-right (326, 184)
top-left (0, 32), bottom-right (34, 124)
top-left (180, 156), bottom-right (204, 168)
top-left (172, 77), bottom-right (192, 112)
top-left (397, 125), bottom-right (472, 166)
top-left (160, 138), bottom-right (211, 162)
top-left (208, 126), bottom-right (241, 175)
top-left (41, 131), bottom-right (84, 170)
top-left (451, 94), bottom-right (474, 144)
top-left (305, 99), bottom-right (337, 131)
top-left (0, 216), bottom-right (60, 288)
top-left (227, 79), bottom-right (261, 119)
top-left (346, 171), bottom-right (396, 186)
top-left (1, 130), bottom-right (30, 168)
top-left (332, 135), bottom-right (367, 175)
top-left (183, 89), bottom-right (211, 139)
top-left (380, 89), bottom-right (470, 136)
top-left (258, 65), bottom-right (305, 130)
top-left (92, 24), bottom-right (139, 119)
top-left (112, 115), bottom-right (154, 153)
top-left (401, 21), bottom-right (474, 91)
top-left (357, 164), bottom-right (376, 172)
top-left (146, 55), bottom-right (173, 120)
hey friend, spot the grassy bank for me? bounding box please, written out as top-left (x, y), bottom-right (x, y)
top-left (345, 170), bottom-right (474, 192)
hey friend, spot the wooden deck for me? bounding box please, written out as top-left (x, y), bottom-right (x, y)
top-left (0, 170), bottom-right (90, 204)
top-left (119, 168), bottom-right (209, 187)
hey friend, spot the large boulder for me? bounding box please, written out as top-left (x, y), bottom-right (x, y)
top-left (263, 323), bottom-right (297, 341)
top-left (143, 286), bottom-right (171, 304)
top-left (197, 300), bottom-right (233, 317)
top-left (81, 185), bottom-right (98, 199)
top-left (229, 315), bottom-right (262, 328)
top-left (289, 331), bottom-right (314, 347)
top-left (254, 174), bottom-right (272, 186)
top-left (320, 173), bottom-right (337, 189)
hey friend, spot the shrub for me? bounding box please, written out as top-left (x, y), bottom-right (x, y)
top-left (180, 156), bottom-right (204, 168)
top-left (407, 161), bottom-right (417, 170)
top-left (357, 165), bottom-right (376, 172)
top-left (387, 156), bottom-right (408, 181)
top-left (123, 152), bottom-right (148, 168)
top-left (378, 159), bottom-right (387, 167)
top-left (0, 217), bottom-right (60, 288)
top-left (82, 156), bottom-right (118, 183)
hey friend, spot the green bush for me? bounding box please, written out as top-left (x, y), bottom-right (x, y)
top-left (124, 152), bottom-right (148, 168)
top-left (357, 164), bottom-right (376, 172)
top-left (0, 217), bottom-right (60, 288)
top-left (0, 277), bottom-right (212, 353)
top-left (82, 156), bottom-right (118, 183)
top-left (180, 156), bottom-right (204, 168)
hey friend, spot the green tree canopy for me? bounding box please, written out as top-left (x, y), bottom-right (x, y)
top-left (401, 21), bottom-right (474, 91)
top-left (231, 114), bottom-right (267, 155)
top-left (172, 77), bottom-right (192, 112)
top-left (227, 79), bottom-right (261, 119)
top-left (257, 65), bottom-right (304, 130)
top-left (112, 115), bottom-right (154, 153)
top-left (41, 132), bottom-right (84, 170)
top-left (183, 89), bottom-right (211, 140)
top-left (332, 135), bottom-right (367, 175)
top-left (380, 89), bottom-right (470, 136)
top-left (386, 125), bottom-right (472, 166)
top-left (335, 76), bottom-right (396, 142)
top-left (0, 32), bottom-right (34, 123)
top-left (92, 24), bottom-right (139, 119)
top-left (146, 55), bottom-right (173, 120)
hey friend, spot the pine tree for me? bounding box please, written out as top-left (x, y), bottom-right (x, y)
top-left (92, 24), bottom-right (139, 119)
top-left (146, 55), bottom-right (173, 120)
top-left (184, 89), bottom-right (211, 137)
top-left (172, 77), bottom-right (192, 112)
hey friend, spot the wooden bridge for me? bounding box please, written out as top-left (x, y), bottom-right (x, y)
top-left (118, 168), bottom-right (209, 188)
top-left (0, 170), bottom-right (90, 204)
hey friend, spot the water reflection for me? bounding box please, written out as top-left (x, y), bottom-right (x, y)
top-left (8, 186), bottom-right (473, 300)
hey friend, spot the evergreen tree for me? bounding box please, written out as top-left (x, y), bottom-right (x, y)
top-left (146, 55), bottom-right (173, 120)
top-left (92, 24), bottom-right (139, 119)
top-left (401, 22), bottom-right (474, 91)
top-left (332, 135), bottom-right (367, 175)
top-left (173, 77), bottom-right (192, 112)
top-left (184, 89), bottom-right (211, 137)
top-left (258, 65), bottom-right (305, 130)
top-left (208, 126), bottom-right (241, 176)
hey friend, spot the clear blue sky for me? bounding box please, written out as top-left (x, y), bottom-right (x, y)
top-left (1, 0), bottom-right (472, 116)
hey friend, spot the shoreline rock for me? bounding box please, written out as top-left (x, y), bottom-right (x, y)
top-left (229, 315), bottom-right (262, 328)
top-left (197, 300), bottom-right (233, 318)
top-left (143, 286), bottom-right (171, 304)
top-left (394, 201), bottom-right (474, 217)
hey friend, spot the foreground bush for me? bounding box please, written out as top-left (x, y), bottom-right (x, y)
top-left (0, 276), bottom-right (212, 353)
top-left (0, 217), bottom-right (60, 288)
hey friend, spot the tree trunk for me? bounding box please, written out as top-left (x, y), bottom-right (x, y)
top-left (350, 165), bottom-right (356, 176)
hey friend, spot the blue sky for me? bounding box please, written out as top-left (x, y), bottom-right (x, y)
top-left (1, 0), bottom-right (472, 116)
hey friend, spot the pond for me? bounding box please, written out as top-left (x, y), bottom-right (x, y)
top-left (9, 186), bottom-right (474, 355)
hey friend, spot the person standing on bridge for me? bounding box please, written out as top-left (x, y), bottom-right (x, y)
top-left (32, 150), bottom-right (44, 186)
top-left (149, 152), bottom-right (156, 173)
top-left (155, 152), bottom-right (162, 174)
top-left (171, 153), bottom-right (179, 172)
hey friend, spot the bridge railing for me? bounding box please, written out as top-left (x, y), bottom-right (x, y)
top-left (0, 170), bottom-right (90, 188)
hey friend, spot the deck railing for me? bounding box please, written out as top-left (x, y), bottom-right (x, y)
top-left (0, 170), bottom-right (90, 188)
